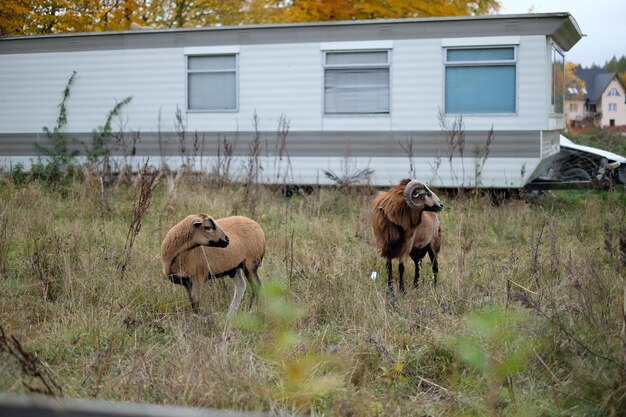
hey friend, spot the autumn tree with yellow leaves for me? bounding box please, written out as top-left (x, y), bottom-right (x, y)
top-left (241, 0), bottom-right (501, 24)
top-left (0, 0), bottom-right (31, 35)
top-left (1, 0), bottom-right (140, 35)
top-left (1, 0), bottom-right (500, 35)
top-left (565, 61), bottom-right (586, 100)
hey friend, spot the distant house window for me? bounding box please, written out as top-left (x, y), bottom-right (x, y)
top-left (569, 103), bottom-right (578, 112)
top-left (551, 46), bottom-right (564, 114)
top-left (444, 47), bottom-right (516, 114)
top-left (609, 103), bottom-right (617, 112)
top-left (324, 50), bottom-right (390, 114)
top-left (187, 55), bottom-right (237, 111)
top-left (608, 88), bottom-right (620, 97)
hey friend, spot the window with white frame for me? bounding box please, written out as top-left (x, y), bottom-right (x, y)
top-left (187, 55), bottom-right (237, 111)
top-left (551, 46), bottom-right (564, 114)
top-left (609, 103), bottom-right (617, 112)
top-left (323, 50), bottom-right (390, 114)
top-left (608, 88), bottom-right (620, 97)
top-left (444, 47), bottom-right (516, 114)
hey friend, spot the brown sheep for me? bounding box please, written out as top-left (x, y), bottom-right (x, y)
top-left (161, 215), bottom-right (265, 316)
top-left (409, 212), bottom-right (443, 288)
top-left (160, 213), bottom-right (230, 277)
top-left (371, 179), bottom-right (443, 299)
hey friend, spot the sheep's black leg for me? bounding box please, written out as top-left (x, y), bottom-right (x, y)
top-left (385, 260), bottom-right (396, 300)
top-left (410, 247), bottom-right (428, 289)
top-left (386, 260), bottom-right (393, 292)
top-left (169, 274), bottom-right (199, 313)
top-left (182, 279), bottom-right (199, 313)
top-left (428, 246), bottom-right (439, 287)
top-left (385, 260), bottom-right (399, 307)
top-left (415, 260), bottom-right (421, 289)
top-left (398, 262), bottom-right (406, 294)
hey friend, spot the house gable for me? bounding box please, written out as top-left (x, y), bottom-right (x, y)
top-left (602, 77), bottom-right (626, 127)
top-left (569, 69), bottom-right (626, 127)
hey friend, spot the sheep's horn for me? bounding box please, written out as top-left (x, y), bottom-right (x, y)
top-left (403, 180), bottom-right (424, 209)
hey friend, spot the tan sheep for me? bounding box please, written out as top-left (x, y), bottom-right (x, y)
top-left (371, 179), bottom-right (443, 299)
top-left (160, 213), bottom-right (230, 278)
top-left (161, 215), bottom-right (265, 316)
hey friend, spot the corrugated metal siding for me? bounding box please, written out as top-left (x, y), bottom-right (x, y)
top-left (235, 43), bottom-right (322, 131)
top-left (0, 49), bottom-right (185, 133)
top-left (0, 127), bottom-right (542, 186)
top-left (0, 14), bottom-right (579, 187)
top-left (0, 36), bottom-right (554, 134)
top-left (0, 154), bottom-right (541, 188)
top-left (0, 131), bottom-right (540, 158)
top-left (541, 130), bottom-right (560, 157)
top-left (391, 39), bottom-right (443, 131)
top-left (516, 36), bottom-right (550, 130)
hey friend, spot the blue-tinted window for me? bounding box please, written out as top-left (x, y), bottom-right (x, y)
top-left (445, 47), bottom-right (516, 114)
top-left (447, 48), bottom-right (514, 62)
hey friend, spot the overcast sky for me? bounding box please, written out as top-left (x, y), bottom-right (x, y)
top-left (497, 0), bottom-right (625, 67)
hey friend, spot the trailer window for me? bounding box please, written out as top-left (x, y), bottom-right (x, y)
top-left (444, 47), bottom-right (516, 114)
top-left (323, 50), bottom-right (390, 115)
top-left (551, 46), bottom-right (564, 114)
top-left (187, 55), bottom-right (237, 111)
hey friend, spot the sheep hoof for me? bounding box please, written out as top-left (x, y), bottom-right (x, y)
top-left (386, 290), bottom-right (399, 309)
top-left (192, 312), bottom-right (212, 323)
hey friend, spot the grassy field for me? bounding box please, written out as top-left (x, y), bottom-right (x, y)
top-left (565, 128), bottom-right (626, 157)
top-left (1, 171), bottom-right (625, 416)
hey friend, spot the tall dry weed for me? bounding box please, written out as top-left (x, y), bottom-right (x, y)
top-left (0, 209), bottom-right (11, 278)
top-left (0, 326), bottom-right (64, 397)
top-left (118, 162), bottom-right (159, 277)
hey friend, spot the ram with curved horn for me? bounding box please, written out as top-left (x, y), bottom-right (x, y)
top-left (371, 179), bottom-right (443, 299)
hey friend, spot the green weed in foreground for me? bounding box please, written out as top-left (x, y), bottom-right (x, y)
top-left (447, 308), bottom-right (540, 416)
top-left (233, 281), bottom-right (344, 413)
top-left (0, 177), bottom-right (625, 416)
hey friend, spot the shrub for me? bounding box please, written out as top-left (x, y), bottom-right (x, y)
top-left (9, 163), bottom-right (27, 186)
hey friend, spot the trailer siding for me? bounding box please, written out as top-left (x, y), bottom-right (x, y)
top-left (0, 14), bottom-right (582, 187)
top-left (1, 36), bottom-right (552, 132)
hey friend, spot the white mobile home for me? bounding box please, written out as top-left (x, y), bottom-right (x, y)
top-left (0, 13), bottom-right (582, 187)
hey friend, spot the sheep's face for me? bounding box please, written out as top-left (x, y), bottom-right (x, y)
top-left (191, 214), bottom-right (229, 248)
top-left (403, 180), bottom-right (444, 212)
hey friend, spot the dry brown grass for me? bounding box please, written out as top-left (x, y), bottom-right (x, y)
top-left (0, 177), bottom-right (625, 416)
